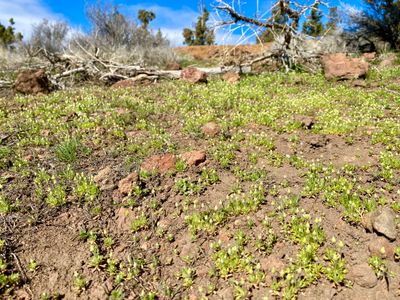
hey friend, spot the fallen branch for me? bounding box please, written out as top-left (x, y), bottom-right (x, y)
top-left (0, 80), bottom-right (12, 88)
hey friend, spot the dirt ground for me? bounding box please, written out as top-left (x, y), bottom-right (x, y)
top-left (0, 62), bottom-right (400, 299)
top-left (174, 44), bottom-right (271, 65)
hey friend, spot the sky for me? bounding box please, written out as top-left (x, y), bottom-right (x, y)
top-left (0, 0), bottom-right (362, 46)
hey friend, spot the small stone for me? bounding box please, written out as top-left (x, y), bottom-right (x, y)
top-left (368, 237), bottom-right (395, 260)
top-left (379, 53), bottom-right (397, 69)
top-left (362, 212), bottom-right (374, 232)
top-left (222, 72), bottom-right (241, 84)
top-left (348, 263), bottom-right (378, 288)
top-left (116, 207), bottom-right (136, 231)
top-left (94, 166), bottom-right (115, 191)
top-left (260, 255), bottom-right (285, 272)
top-left (189, 294), bottom-right (198, 300)
top-left (217, 287), bottom-right (234, 300)
top-left (118, 172), bottom-right (138, 195)
top-left (372, 207), bottom-right (397, 241)
top-left (352, 79), bottom-right (367, 88)
top-left (295, 116), bottom-right (315, 129)
top-left (181, 150), bottom-right (206, 167)
top-left (141, 154), bottom-right (176, 174)
top-left (166, 62), bottom-right (181, 70)
top-left (361, 52), bottom-right (376, 61)
top-left (201, 122), bottom-right (221, 137)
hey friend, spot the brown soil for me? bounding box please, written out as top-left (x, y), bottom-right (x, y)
top-left (1, 73), bottom-right (400, 299)
top-left (174, 44), bottom-right (271, 63)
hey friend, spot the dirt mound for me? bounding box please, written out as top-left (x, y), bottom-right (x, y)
top-left (174, 44), bottom-right (270, 64)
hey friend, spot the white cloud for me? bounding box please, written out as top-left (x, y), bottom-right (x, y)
top-left (0, 0), bottom-right (63, 38)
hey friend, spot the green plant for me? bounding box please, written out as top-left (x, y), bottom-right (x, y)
top-left (55, 137), bottom-right (81, 163)
top-left (323, 248), bottom-right (347, 285)
top-left (73, 272), bottom-right (87, 292)
top-left (178, 267), bottom-right (196, 287)
top-left (368, 255), bottom-right (390, 279)
top-left (131, 213), bottom-right (148, 233)
top-left (46, 184), bottom-right (66, 207)
top-left (27, 259), bottom-right (39, 272)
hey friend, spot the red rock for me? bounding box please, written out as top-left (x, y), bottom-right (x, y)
top-left (222, 72), bottom-right (240, 83)
top-left (181, 150), bottom-right (206, 167)
top-left (180, 67), bottom-right (207, 83)
top-left (322, 53), bottom-right (369, 80)
top-left (117, 172), bottom-right (138, 195)
top-left (141, 153), bottom-right (176, 174)
top-left (14, 69), bottom-right (51, 95)
top-left (201, 122), bottom-right (221, 137)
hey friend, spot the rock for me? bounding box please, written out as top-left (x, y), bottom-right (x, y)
top-left (94, 166), bottom-right (115, 191)
top-left (216, 287), bottom-right (234, 300)
top-left (222, 72), bottom-right (241, 84)
top-left (372, 207), bottom-right (397, 241)
top-left (379, 53), bottom-right (397, 68)
top-left (14, 69), bottom-right (51, 95)
top-left (180, 67), bottom-right (207, 83)
top-left (368, 237), bottom-right (395, 260)
top-left (166, 62), bottom-right (181, 70)
top-left (260, 255), bottom-right (285, 272)
top-left (295, 116), bottom-right (315, 129)
top-left (181, 150), bottom-right (206, 167)
top-left (118, 172), bottom-right (139, 195)
top-left (352, 79), bottom-right (367, 88)
top-left (116, 207), bottom-right (136, 231)
top-left (362, 52), bottom-right (376, 61)
top-left (111, 75), bottom-right (155, 88)
top-left (362, 212), bottom-right (374, 232)
top-left (201, 122), bottom-right (221, 137)
top-left (141, 153), bottom-right (176, 174)
top-left (348, 263), bottom-right (378, 288)
top-left (322, 53), bottom-right (369, 80)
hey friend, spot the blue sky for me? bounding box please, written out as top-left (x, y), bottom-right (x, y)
top-left (0, 0), bottom-right (362, 46)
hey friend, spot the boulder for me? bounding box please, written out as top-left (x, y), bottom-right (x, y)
top-left (14, 69), bottom-right (51, 95)
top-left (222, 72), bottom-right (241, 84)
top-left (180, 67), bottom-right (207, 83)
top-left (322, 53), bottom-right (369, 80)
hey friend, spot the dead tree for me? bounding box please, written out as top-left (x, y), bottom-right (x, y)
top-left (214, 0), bottom-right (328, 71)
